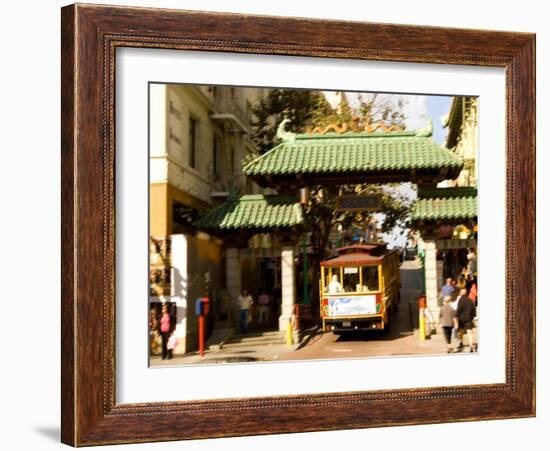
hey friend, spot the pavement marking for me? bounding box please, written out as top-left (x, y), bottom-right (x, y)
top-left (328, 348), bottom-right (353, 353)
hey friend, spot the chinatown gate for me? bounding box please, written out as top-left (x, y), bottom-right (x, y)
top-left (194, 118), bottom-right (477, 333)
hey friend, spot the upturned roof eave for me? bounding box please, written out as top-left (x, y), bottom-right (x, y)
top-left (193, 194), bottom-right (304, 233)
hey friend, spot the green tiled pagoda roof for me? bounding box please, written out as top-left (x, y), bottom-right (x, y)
top-left (194, 195), bottom-right (304, 231)
top-left (243, 131), bottom-right (463, 177)
top-left (411, 187), bottom-right (477, 221)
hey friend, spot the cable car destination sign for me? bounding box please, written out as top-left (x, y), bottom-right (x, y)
top-left (335, 194), bottom-right (382, 212)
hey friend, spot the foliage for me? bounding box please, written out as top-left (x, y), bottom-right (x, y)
top-left (251, 89), bottom-right (332, 154)
top-left (357, 93), bottom-right (407, 127)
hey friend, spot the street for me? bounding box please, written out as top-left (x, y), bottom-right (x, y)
top-left (275, 259), bottom-right (450, 361)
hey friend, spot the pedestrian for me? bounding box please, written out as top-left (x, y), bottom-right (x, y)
top-left (457, 274), bottom-right (467, 291)
top-left (149, 308), bottom-right (161, 356)
top-left (454, 288), bottom-right (476, 352)
top-left (469, 278), bottom-right (478, 306)
top-left (257, 289), bottom-right (271, 325)
top-left (238, 289), bottom-right (253, 334)
top-left (440, 277), bottom-right (455, 305)
top-left (166, 331), bottom-right (177, 360)
top-left (159, 303), bottom-right (172, 360)
top-left (439, 296), bottom-right (455, 353)
top-left (466, 248), bottom-right (477, 278)
top-left (327, 274), bottom-right (343, 294)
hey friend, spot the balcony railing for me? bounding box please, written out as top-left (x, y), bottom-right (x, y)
top-left (212, 96), bottom-right (251, 132)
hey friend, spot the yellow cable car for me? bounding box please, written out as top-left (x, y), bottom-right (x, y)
top-left (320, 243), bottom-right (401, 333)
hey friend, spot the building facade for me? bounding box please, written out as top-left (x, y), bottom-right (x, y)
top-left (149, 84), bottom-right (268, 353)
top-left (416, 96), bottom-right (478, 321)
top-left (444, 96), bottom-right (478, 187)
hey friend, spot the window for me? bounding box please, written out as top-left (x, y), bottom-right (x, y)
top-left (246, 100), bottom-right (253, 123)
top-left (342, 267), bottom-right (360, 293)
top-left (361, 266), bottom-right (380, 292)
top-left (213, 137), bottom-right (220, 177)
top-left (324, 265), bottom-right (381, 294)
top-left (324, 268), bottom-right (343, 294)
top-left (188, 117), bottom-right (197, 168)
top-left (229, 147), bottom-right (235, 174)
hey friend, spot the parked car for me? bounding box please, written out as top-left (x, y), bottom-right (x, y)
top-left (403, 246), bottom-right (418, 260)
top-left (394, 246), bottom-right (405, 263)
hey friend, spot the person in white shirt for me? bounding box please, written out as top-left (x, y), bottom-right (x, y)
top-left (238, 289), bottom-right (253, 334)
top-left (327, 274), bottom-right (343, 294)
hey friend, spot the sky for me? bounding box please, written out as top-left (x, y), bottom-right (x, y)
top-left (385, 94), bottom-right (453, 247)
top-left (324, 91), bottom-right (453, 248)
top-left (324, 90), bottom-right (453, 144)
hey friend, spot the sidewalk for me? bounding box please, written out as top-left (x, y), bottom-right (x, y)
top-left (150, 326), bottom-right (319, 367)
top-left (417, 322), bottom-right (479, 354)
top-left (150, 342), bottom-right (293, 366)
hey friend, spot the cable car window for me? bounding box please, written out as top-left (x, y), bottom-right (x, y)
top-left (325, 268), bottom-right (344, 294)
top-left (361, 266), bottom-right (380, 291)
top-left (342, 266), bottom-right (360, 292)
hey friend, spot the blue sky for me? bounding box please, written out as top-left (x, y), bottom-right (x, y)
top-left (324, 91), bottom-right (453, 143)
top-left (426, 95), bottom-right (453, 145)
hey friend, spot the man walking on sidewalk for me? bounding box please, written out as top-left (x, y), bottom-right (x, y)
top-left (439, 296), bottom-right (455, 353)
top-left (454, 288), bottom-right (476, 352)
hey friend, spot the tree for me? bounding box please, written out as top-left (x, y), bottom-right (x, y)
top-left (251, 89), bottom-right (332, 154)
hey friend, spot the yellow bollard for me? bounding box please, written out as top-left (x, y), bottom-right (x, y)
top-left (286, 320), bottom-right (294, 345)
top-left (418, 295), bottom-right (427, 341)
top-left (419, 308), bottom-right (426, 341)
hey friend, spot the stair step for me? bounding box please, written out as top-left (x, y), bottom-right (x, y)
top-left (227, 334), bottom-right (284, 343)
top-left (234, 330), bottom-right (282, 337)
top-left (221, 340), bottom-right (287, 349)
top-left (225, 337), bottom-right (286, 345)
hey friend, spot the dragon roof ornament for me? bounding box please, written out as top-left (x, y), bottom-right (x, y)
top-left (276, 117), bottom-right (296, 142)
top-left (305, 115), bottom-right (406, 135)
top-left (415, 117), bottom-right (433, 137)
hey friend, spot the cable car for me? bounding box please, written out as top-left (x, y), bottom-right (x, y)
top-left (320, 243), bottom-right (401, 333)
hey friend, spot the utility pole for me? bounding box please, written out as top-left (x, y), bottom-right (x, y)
top-left (302, 235), bottom-right (309, 304)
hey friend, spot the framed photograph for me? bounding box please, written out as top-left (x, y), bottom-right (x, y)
top-left (61, 3), bottom-right (535, 446)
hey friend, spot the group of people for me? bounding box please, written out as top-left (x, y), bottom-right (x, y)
top-left (237, 288), bottom-right (275, 334)
top-left (438, 275), bottom-right (478, 353)
top-left (326, 274), bottom-right (371, 294)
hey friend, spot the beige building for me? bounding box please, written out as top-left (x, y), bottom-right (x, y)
top-left (149, 84), bottom-right (268, 353)
top-left (417, 96), bottom-right (479, 321)
top-left (443, 96), bottom-right (478, 188)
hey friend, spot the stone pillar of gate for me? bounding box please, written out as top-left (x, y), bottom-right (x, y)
top-left (424, 239), bottom-right (439, 321)
top-left (226, 247), bottom-right (242, 325)
top-left (279, 245), bottom-right (296, 331)
top-left (170, 234), bottom-right (189, 353)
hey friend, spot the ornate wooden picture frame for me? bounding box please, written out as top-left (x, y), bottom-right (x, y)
top-left (61, 3), bottom-right (535, 446)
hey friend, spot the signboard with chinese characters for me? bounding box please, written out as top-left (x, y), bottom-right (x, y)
top-left (335, 194), bottom-right (382, 212)
top-left (436, 238), bottom-right (477, 250)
